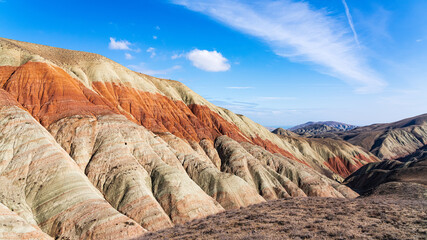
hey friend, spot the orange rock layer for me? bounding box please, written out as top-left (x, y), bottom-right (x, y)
top-left (0, 62), bottom-right (117, 126)
top-left (324, 157), bottom-right (358, 178)
top-left (0, 89), bottom-right (19, 106)
top-left (251, 136), bottom-right (309, 166)
top-left (91, 81), bottom-right (249, 143)
top-left (323, 154), bottom-right (377, 178)
top-left (0, 62), bottom-right (300, 163)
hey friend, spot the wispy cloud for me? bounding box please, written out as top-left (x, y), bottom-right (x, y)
top-left (226, 86), bottom-right (254, 89)
top-left (124, 53), bottom-right (134, 60)
top-left (109, 37), bottom-right (132, 50)
top-left (209, 99), bottom-right (258, 113)
top-left (172, 0), bottom-right (385, 93)
top-left (355, 6), bottom-right (391, 43)
top-left (147, 47), bottom-right (156, 58)
top-left (208, 98), bottom-right (314, 122)
top-left (187, 49), bottom-right (230, 72)
top-left (171, 52), bottom-right (185, 60)
top-left (128, 63), bottom-right (181, 75)
top-left (342, 0), bottom-right (360, 47)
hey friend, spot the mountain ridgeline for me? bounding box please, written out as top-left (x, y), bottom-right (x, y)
top-left (314, 114), bottom-right (427, 161)
top-left (286, 121), bottom-right (358, 136)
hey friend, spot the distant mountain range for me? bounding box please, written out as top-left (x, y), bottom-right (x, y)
top-left (286, 121), bottom-right (358, 136)
top-left (317, 114), bottom-right (427, 161)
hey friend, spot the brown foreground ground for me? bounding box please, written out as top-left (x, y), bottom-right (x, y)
top-left (139, 182), bottom-right (427, 240)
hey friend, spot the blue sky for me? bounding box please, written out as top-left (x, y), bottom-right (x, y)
top-left (1, 0), bottom-right (426, 127)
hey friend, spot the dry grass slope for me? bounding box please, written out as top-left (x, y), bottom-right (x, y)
top-left (141, 184), bottom-right (427, 240)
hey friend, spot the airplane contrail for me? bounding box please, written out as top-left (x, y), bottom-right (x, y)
top-left (342, 0), bottom-right (360, 47)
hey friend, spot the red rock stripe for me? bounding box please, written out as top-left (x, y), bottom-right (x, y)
top-left (0, 63), bottom-right (301, 167)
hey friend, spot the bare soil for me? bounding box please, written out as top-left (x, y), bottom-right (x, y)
top-left (139, 183), bottom-right (426, 240)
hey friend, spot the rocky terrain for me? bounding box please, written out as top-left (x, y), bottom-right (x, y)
top-left (287, 121), bottom-right (357, 136)
top-left (0, 38), bottom-right (383, 239)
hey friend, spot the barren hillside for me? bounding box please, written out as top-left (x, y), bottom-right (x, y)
top-left (316, 114), bottom-right (427, 161)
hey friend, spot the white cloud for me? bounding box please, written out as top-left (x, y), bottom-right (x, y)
top-left (156, 26), bottom-right (161, 30)
top-left (153, 35), bottom-right (158, 40)
top-left (109, 37), bottom-right (132, 50)
top-left (416, 39), bottom-right (423, 42)
top-left (125, 53), bottom-right (134, 60)
top-left (226, 86), bottom-right (253, 89)
top-left (147, 47), bottom-right (156, 58)
top-left (187, 49), bottom-right (230, 72)
top-left (172, 0), bottom-right (386, 93)
top-left (128, 63), bottom-right (181, 75)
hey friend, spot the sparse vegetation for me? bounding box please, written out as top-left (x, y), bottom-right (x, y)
top-left (141, 183), bottom-right (427, 240)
